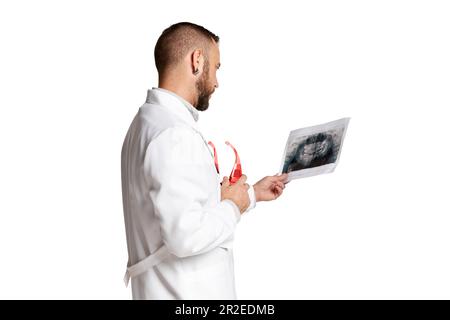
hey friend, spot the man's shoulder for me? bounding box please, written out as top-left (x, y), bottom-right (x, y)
top-left (139, 102), bottom-right (180, 129)
top-left (131, 104), bottom-right (195, 144)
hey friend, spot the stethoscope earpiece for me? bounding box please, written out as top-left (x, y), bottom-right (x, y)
top-left (208, 141), bottom-right (242, 184)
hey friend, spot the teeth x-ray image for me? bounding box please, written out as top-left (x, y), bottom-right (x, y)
top-left (280, 118), bottom-right (350, 181)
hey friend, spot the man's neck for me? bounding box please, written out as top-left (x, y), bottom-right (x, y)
top-left (158, 78), bottom-right (196, 107)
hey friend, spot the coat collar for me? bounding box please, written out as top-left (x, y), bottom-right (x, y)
top-left (146, 87), bottom-right (199, 125)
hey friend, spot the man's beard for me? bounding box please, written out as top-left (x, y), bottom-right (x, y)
top-left (195, 67), bottom-right (213, 112)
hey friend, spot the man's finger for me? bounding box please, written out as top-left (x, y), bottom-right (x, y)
top-left (276, 173), bottom-right (289, 182)
top-left (274, 186), bottom-right (283, 197)
top-left (275, 173), bottom-right (290, 184)
top-left (237, 174), bottom-right (247, 184)
top-left (275, 181), bottom-right (285, 189)
top-left (222, 176), bottom-right (230, 187)
top-left (269, 173), bottom-right (288, 182)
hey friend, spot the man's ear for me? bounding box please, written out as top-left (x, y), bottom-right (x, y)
top-left (191, 49), bottom-right (204, 75)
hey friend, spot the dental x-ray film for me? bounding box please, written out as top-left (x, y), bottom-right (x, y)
top-left (280, 118), bottom-right (350, 181)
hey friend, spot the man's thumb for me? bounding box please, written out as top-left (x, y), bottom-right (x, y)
top-left (222, 176), bottom-right (230, 186)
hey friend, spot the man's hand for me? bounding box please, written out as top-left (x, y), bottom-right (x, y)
top-left (221, 175), bottom-right (251, 214)
top-left (253, 173), bottom-right (288, 202)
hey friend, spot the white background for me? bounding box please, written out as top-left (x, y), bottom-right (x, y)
top-left (0, 0), bottom-right (449, 299)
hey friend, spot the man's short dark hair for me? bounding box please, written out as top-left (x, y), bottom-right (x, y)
top-left (154, 22), bottom-right (220, 75)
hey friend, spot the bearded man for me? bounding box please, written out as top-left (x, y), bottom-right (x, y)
top-left (121, 22), bottom-right (288, 300)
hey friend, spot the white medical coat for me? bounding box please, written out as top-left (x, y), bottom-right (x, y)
top-left (121, 88), bottom-right (256, 299)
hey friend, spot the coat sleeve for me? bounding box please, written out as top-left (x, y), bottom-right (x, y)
top-left (144, 126), bottom-right (242, 258)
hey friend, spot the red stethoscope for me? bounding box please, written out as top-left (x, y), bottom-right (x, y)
top-left (208, 141), bottom-right (242, 184)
